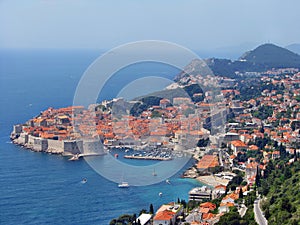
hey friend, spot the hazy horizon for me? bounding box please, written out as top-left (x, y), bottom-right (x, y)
top-left (1, 42), bottom-right (299, 61)
top-left (1, 0), bottom-right (300, 53)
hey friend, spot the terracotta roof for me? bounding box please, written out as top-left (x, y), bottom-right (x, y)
top-left (230, 140), bottom-right (247, 148)
top-left (230, 155), bottom-right (236, 159)
top-left (225, 193), bottom-right (239, 200)
top-left (202, 213), bottom-right (215, 220)
top-left (200, 207), bottom-right (210, 213)
top-left (249, 145), bottom-right (259, 151)
top-left (220, 202), bottom-right (235, 207)
top-left (197, 155), bottom-right (219, 169)
top-left (153, 210), bottom-right (175, 221)
top-left (200, 202), bottom-right (216, 210)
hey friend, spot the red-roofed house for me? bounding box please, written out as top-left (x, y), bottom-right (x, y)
top-left (153, 211), bottom-right (175, 225)
top-left (248, 145), bottom-right (259, 151)
top-left (219, 202), bottom-right (235, 213)
top-left (200, 202), bottom-right (216, 211)
top-left (229, 140), bottom-right (248, 155)
top-left (197, 155), bottom-right (219, 173)
top-left (153, 203), bottom-right (183, 225)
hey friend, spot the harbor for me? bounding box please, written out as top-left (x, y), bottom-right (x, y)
top-left (124, 148), bottom-right (173, 160)
top-left (123, 155), bottom-right (172, 161)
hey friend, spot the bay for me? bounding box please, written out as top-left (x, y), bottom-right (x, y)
top-left (0, 49), bottom-right (202, 224)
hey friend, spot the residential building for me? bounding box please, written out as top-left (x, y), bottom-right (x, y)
top-left (189, 186), bottom-right (212, 202)
top-left (153, 203), bottom-right (183, 225)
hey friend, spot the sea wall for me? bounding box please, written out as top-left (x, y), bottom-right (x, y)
top-left (83, 140), bottom-right (105, 154)
top-left (34, 138), bottom-right (48, 152)
top-left (63, 140), bottom-right (83, 155)
top-left (14, 133), bottom-right (29, 145)
top-left (11, 126), bottom-right (105, 156)
top-left (47, 139), bottom-right (64, 153)
top-left (13, 124), bottom-right (23, 134)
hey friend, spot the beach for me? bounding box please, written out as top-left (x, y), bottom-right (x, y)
top-left (196, 175), bottom-right (229, 187)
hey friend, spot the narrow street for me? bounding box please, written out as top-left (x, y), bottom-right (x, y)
top-left (254, 198), bottom-right (268, 225)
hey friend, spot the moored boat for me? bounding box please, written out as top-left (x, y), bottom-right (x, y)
top-left (118, 181), bottom-right (129, 188)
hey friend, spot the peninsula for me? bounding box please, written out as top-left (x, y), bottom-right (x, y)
top-left (10, 43), bottom-right (300, 224)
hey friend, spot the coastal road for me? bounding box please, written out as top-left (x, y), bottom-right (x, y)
top-left (254, 198), bottom-right (268, 225)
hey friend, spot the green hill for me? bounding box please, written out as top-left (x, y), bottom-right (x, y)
top-left (259, 159), bottom-right (300, 225)
top-left (240, 43), bottom-right (300, 69)
top-left (286, 43), bottom-right (300, 55)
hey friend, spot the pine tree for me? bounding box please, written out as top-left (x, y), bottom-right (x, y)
top-left (279, 143), bottom-right (287, 159)
top-left (239, 186), bottom-right (243, 199)
top-left (260, 124), bottom-right (265, 133)
top-left (132, 214), bottom-right (136, 224)
top-left (180, 199), bottom-right (187, 208)
top-left (255, 166), bottom-right (260, 187)
top-left (149, 204), bottom-right (154, 215)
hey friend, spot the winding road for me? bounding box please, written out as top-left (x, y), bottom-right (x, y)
top-left (254, 198), bottom-right (268, 225)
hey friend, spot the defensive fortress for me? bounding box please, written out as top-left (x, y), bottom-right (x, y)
top-left (11, 124), bottom-right (105, 156)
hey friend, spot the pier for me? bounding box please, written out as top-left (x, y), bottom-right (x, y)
top-left (68, 152), bottom-right (105, 161)
top-left (124, 155), bottom-right (172, 161)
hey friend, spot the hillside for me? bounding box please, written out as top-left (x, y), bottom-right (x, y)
top-left (175, 43), bottom-right (300, 79)
top-left (286, 43), bottom-right (300, 55)
top-left (260, 159), bottom-right (300, 225)
top-left (174, 58), bottom-right (212, 81)
top-left (240, 43), bottom-right (300, 68)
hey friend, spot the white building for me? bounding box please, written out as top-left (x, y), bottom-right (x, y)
top-left (189, 186), bottom-right (212, 202)
top-left (136, 213), bottom-right (152, 225)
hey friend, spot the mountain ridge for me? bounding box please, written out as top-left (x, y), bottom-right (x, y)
top-left (175, 43), bottom-right (300, 80)
top-left (286, 43), bottom-right (300, 55)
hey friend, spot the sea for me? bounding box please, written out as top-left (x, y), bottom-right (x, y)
top-left (0, 49), bottom-right (203, 225)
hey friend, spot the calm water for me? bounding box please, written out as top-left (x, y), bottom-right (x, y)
top-left (0, 49), bottom-right (201, 224)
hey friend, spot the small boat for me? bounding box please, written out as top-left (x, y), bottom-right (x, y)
top-left (114, 154), bottom-right (119, 158)
top-left (118, 182), bottom-right (129, 188)
top-left (166, 179), bottom-right (171, 184)
top-left (69, 154), bottom-right (80, 161)
top-left (159, 192), bottom-right (163, 197)
top-left (81, 178), bottom-right (87, 184)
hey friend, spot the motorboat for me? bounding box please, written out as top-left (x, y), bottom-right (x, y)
top-left (118, 182), bottom-right (129, 188)
top-left (81, 178), bottom-right (87, 184)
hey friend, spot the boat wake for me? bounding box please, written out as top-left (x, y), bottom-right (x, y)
top-left (81, 178), bottom-right (88, 184)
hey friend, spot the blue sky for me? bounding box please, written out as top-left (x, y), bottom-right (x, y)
top-left (1, 0), bottom-right (299, 51)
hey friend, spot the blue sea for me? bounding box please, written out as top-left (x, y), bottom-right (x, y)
top-left (0, 49), bottom-right (202, 224)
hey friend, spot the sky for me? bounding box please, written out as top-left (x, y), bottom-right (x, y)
top-left (1, 0), bottom-right (300, 52)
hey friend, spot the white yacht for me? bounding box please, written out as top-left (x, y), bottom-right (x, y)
top-left (118, 182), bottom-right (129, 188)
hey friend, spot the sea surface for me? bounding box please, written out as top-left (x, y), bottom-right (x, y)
top-left (0, 49), bottom-right (202, 224)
